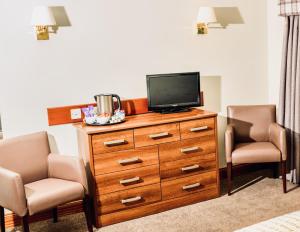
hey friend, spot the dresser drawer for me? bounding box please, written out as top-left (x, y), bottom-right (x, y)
top-left (160, 153), bottom-right (216, 180)
top-left (94, 146), bottom-right (158, 175)
top-left (161, 171), bottom-right (217, 200)
top-left (92, 130), bottom-right (134, 154)
top-left (99, 183), bottom-right (161, 214)
top-left (96, 165), bottom-right (160, 194)
top-left (134, 123), bottom-right (180, 148)
top-left (159, 136), bottom-right (216, 163)
top-left (180, 118), bottom-right (215, 140)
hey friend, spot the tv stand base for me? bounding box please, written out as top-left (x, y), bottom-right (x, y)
top-left (158, 107), bottom-right (191, 114)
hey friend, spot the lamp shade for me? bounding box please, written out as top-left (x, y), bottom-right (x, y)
top-left (31, 6), bottom-right (56, 26)
top-left (197, 7), bottom-right (217, 24)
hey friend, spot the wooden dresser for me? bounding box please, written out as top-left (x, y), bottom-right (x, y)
top-left (75, 108), bottom-right (219, 228)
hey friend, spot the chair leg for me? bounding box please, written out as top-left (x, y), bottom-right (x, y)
top-left (272, 163), bottom-right (279, 178)
top-left (227, 162), bottom-right (233, 196)
top-left (281, 160), bottom-right (287, 193)
top-left (52, 208), bottom-right (58, 223)
top-left (22, 214), bottom-right (29, 232)
top-left (83, 195), bottom-right (93, 232)
top-left (0, 206), bottom-right (5, 232)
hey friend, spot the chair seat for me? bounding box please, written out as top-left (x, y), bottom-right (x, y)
top-left (25, 178), bottom-right (84, 215)
top-left (232, 142), bottom-right (281, 164)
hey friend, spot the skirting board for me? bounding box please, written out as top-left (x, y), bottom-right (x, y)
top-left (4, 163), bottom-right (273, 229)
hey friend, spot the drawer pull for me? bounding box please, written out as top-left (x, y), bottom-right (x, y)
top-left (120, 177), bottom-right (141, 185)
top-left (190, 126), bottom-right (208, 132)
top-left (149, 132), bottom-right (169, 139)
top-left (121, 196), bottom-right (142, 204)
top-left (118, 157), bottom-right (140, 165)
top-left (182, 183), bottom-right (201, 190)
top-left (181, 146), bottom-right (199, 153)
top-left (104, 139), bottom-right (126, 146)
top-left (181, 164), bottom-right (200, 172)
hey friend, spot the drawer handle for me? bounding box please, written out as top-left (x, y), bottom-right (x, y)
top-left (149, 132), bottom-right (169, 139)
top-left (190, 126), bottom-right (208, 132)
top-left (181, 164), bottom-right (200, 172)
top-left (120, 177), bottom-right (141, 185)
top-left (121, 196), bottom-right (142, 204)
top-left (104, 139), bottom-right (126, 146)
top-left (181, 146), bottom-right (199, 153)
top-left (182, 183), bottom-right (201, 190)
top-left (118, 157), bottom-right (140, 165)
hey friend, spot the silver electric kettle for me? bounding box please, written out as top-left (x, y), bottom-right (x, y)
top-left (94, 94), bottom-right (122, 117)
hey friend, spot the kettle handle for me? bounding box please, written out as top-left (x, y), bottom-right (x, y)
top-left (94, 95), bottom-right (99, 102)
top-left (112, 94), bottom-right (122, 111)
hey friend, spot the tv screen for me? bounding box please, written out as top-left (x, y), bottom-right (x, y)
top-left (146, 72), bottom-right (201, 113)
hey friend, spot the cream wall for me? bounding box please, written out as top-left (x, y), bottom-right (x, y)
top-left (0, 0), bottom-right (268, 167)
top-left (267, 0), bottom-right (284, 106)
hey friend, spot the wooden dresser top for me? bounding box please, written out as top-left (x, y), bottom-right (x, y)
top-left (74, 108), bottom-right (217, 135)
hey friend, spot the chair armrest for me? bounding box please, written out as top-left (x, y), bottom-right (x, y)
top-left (48, 153), bottom-right (88, 193)
top-left (0, 167), bottom-right (27, 216)
top-left (269, 123), bottom-right (287, 161)
top-left (225, 124), bottom-right (235, 163)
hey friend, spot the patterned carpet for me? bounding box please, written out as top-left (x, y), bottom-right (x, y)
top-left (8, 170), bottom-right (300, 232)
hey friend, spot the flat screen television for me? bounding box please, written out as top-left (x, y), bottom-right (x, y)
top-left (146, 72), bottom-right (201, 113)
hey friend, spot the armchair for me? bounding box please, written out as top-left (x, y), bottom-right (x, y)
top-left (0, 131), bottom-right (93, 232)
top-left (225, 105), bottom-right (287, 195)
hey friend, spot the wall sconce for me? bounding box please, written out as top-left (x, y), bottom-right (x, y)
top-left (196, 7), bottom-right (217, 34)
top-left (31, 6), bottom-right (56, 40)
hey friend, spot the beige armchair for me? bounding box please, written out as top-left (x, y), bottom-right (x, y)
top-left (0, 131), bottom-right (93, 232)
top-left (225, 105), bottom-right (287, 195)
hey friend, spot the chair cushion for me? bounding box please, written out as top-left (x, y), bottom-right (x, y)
top-left (232, 142), bottom-right (281, 164)
top-left (25, 178), bottom-right (84, 215)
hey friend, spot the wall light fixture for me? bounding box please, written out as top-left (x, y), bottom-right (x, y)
top-left (197, 7), bottom-right (217, 34)
top-left (31, 6), bottom-right (56, 40)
